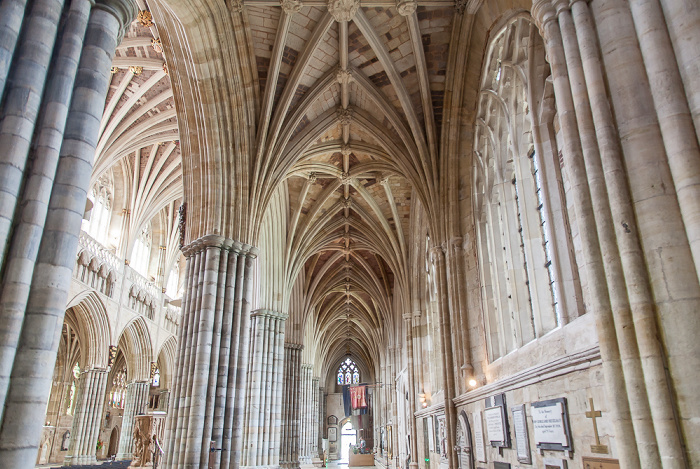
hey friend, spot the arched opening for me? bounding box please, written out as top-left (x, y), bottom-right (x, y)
top-left (107, 426), bottom-right (120, 460)
top-left (340, 420), bottom-right (357, 463)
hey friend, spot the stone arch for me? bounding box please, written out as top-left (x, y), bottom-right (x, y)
top-left (155, 335), bottom-right (177, 390)
top-left (456, 411), bottom-right (473, 469)
top-left (65, 290), bottom-right (111, 368)
top-left (117, 317), bottom-right (152, 381)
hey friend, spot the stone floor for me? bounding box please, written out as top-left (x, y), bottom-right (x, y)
top-left (36, 460), bottom-right (131, 469)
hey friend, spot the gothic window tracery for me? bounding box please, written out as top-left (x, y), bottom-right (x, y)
top-left (110, 366), bottom-right (127, 409)
top-left (337, 357), bottom-right (360, 385)
top-left (132, 224), bottom-right (152, 277)
top-left (83, 174), bottom-right (113, 243)
top-left (473, 14), bottom-right (577, 361)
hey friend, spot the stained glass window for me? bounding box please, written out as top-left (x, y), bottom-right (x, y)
top-left (336, 358), bottom-right (360, 385)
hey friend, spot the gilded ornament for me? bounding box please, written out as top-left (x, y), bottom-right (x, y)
top-left (151, 38), bottom-right (163, 53)
top-left (129, 66), bottom-right (143, 75)
top-left (137, 10), bottom-right (154, 27)
top-left (110, 66), bottom-right (119, 74)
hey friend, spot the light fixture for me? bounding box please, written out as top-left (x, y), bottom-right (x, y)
top-left (468, 378), bottom-right (477, 388)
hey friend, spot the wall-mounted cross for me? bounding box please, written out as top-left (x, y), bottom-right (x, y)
top-left (586, 397), bottom-right (609, 454)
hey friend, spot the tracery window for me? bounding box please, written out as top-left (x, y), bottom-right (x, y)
top-left (83, 176), bottom-right (113, 243)
top-left (337, 357), bottom-right (360, 385)
top-left (166, 264), bottom-right (179, 297)
top-left (109, 367), bottom-right (127, 409)
top-left (132, 224), bottom-right (152, 277)
top-left (473, 15), bottom-right (580, 361)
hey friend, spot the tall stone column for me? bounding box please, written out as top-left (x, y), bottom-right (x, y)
top-left (429, 246), bottom-right (457, 469)
top-left (531, 2), bottom-right (641, 466)
top-left (0, 0), bottom-right (136, 466)
top-left (163, 236), bottom-right (258, 469)
top-left (280, 343), bottom-right (303, 469)
top-left (402, 313), bottom-right (419, 469)
top-left (64, 368), bottom-right (109, 465)
top-left (117, 380), bottom-right (149, 460)
top-left (242, 309), bottom-right (288, 468)
top-left (584, 0), bottom-right (700, 465)
top-left (311, 377), bottom-right (320, 460)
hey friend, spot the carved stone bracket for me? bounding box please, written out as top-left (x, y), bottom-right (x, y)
top-left (336, 67), bottom-right (353, 85)
top-left (327, 0), bottom-right (360, 22)
top-left (396, 0), bottom-right (417, 16)
top-left (280, 0), bottom-right (303, 14)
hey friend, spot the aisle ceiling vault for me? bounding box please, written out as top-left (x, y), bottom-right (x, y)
top-left (100, 0), bottom-right (459, 376)
top-left (245, 0), bottom-right (456, 374)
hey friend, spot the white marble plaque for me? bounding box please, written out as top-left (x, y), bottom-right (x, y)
top-left (532, 402), bottom-right (568, 446)
top-left (512, 405), bottom-right (531, 463)
top-left (473, 411), bottom-right (486, 462)
top-left (485, 406), bottom-right (505, 443)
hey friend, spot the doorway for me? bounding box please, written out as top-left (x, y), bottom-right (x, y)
top-left (340, 421), bottom-right (357, 463)
top-left (107, 426), bottom-right (120, 460)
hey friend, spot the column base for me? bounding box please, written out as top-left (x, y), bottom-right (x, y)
top-left (63, 455), bottom-right (97, 466)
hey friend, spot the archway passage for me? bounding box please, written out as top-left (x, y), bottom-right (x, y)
top-left (107, 426), bottom-right (120, 460)
top-left (340, 421), bottom-right (357, 463)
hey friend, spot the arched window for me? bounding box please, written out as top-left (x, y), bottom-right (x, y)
top-left (110, 366), bottom-right (127, 409)
top-left (152, 366), bottom-right (160, 388)
top-left (337, 357), bottom-right (360, 385)
top-left (473, 15), bottom-right (582, 361)
top-left (131, 224), bottom-right (152, 277)
top-left (83, 179), bottom-right (112, 243)
top-left (166, 264), bottom-right (179, 298)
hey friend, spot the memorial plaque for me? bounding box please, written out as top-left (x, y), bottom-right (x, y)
top-left (531, 398), bottom-right (573, 453)
top-left (543, 457), bottom-right (567, 469)
top-left (493, 463), bottom-right (511, 469)
top-left (511, 404), bottom-right (531, 464)
top-left (484, 407), bottom-right (505, 442)
top-left (483, 393), bottom-right (510, 448)
top-left (582, 456), bottom-right (620, 469)
top-left (472, 411), bottom-right (486, 463)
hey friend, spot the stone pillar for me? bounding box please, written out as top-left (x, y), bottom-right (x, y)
top-left (583, 0), bottom-right (700, 465)
top-left (531, 2), bottom-right (642, 466)
top-left (158, 390), bottom-right (170, 412)
top-left (402, 313), bottom-right (419, 469)
top-left (0, 0), bottom-right (136, 466)
top-left (242, 309), bottom-right (288, 468)
top-left (117, 381), bottom-right (149, 460)
top-left (163, 236), bottom-right (258, 469)
top-left (429, 246), bottom-right (457, 469)
top-left (64, 368), bottom-right (109, 465)
top-left (280, 343), bottom-right (303, 469)
top-left (311, 377), bottom-right (320, 460)
top-left (0, 0), bottom-right (66, 257)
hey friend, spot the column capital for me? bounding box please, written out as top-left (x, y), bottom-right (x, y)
top-left (182, 234), bottom-right (258, 258)
top-left (285, 342), bottom-right (304, 350)
top-left (402, 312), bottom-right (412, 322)
top-left (93, 0), bottom-right (138, 42)
top-left (251, 309), bottom-right (289, 321)
top-left (531, 0), bottom-right (558, 33)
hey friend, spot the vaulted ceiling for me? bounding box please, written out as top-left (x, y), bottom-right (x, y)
top-left (242, 0), bottom-right (456, 375)
top-left (107, 0), bottom-right (461, 377)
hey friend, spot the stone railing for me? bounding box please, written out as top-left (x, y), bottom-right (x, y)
top-left (73, 230), bottom-right (179, 331)
top-left (75, 232), bottom-right (121, 297)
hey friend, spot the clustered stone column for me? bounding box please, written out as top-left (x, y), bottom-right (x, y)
top-left (64, 368), bottom-right (109, 465)
top-left (164, 235), bottom-right (258, 469)
top-left (279, 343), bottom-right (303, 469)
top-left (297, 363), bottom-right (315, 464)
top-left (242, 309), bottom-right (288, 469)
top-left (117, 380), bottom-right (149, 459)
top-left (0, 0), bottom-right (137, 466)
top-left (530, 0), bottom-right (699, 467)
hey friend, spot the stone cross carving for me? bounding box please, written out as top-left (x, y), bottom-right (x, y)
top-left (585, 398), bottom-right (609, 454)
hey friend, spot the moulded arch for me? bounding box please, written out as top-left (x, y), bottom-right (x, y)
top-left (156, 335), bottom-right (177, 390)
top-left (65, 290), bottom-right (111, 368)
top-left (117, 316), bottom-right (153, 381)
